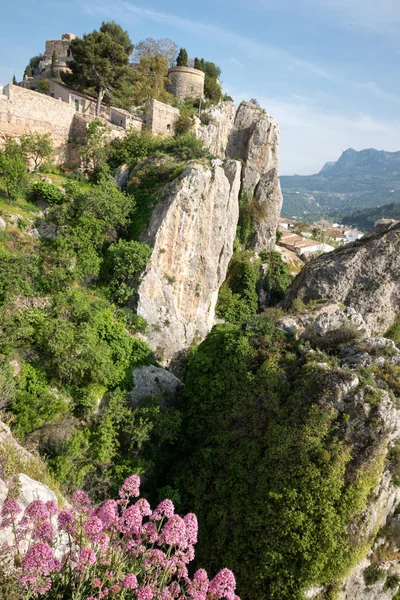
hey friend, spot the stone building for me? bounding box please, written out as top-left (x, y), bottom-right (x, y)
top-left (168, 66), bottom-right (205, 101)
top-left (146, 99), bottom-right (180, 136)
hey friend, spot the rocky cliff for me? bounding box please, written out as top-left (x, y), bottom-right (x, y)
top-left (136, 158), bottom-right (241, 363)
top-left (226, 101), bottom-right (283, 251)
top-left (284, 220), bottom-right (400, 334)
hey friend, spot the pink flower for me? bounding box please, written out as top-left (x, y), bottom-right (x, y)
top-left (72, 490), bottom-right (91, 511)
top-left (151, 499), bottom-right (174, 521)
top-left (58, 510), bottom-right (75, 533)
top-left (183, 514), bottom-right (198, 545)
top-left (93, 577), bottom-right (102, 587)
top-left (1, 498), bottom-right (21, 517)
top-left (33, 521), bottom-right (55, 543)
top-left (136, 586), bottom-right (153, 600)
top-left (122, 573), bottom-right (138, 589)
top-left (25, 500), bottom-right (49, 522)
top-left (22, 542), bottom-right (58, 578)
top-left (0, 498), bottom-right (22, 528)
top-left (159, 515), bottom-right (187, 549)
top-left (118, 505), bottom-right (142, 534)
top-left (142, 521), bottom-right (158, 544)
top-left (87, 597), bottom-right (97, 600)
top-left (97, 500), bottom-right (118, 527)
top-left (208, 569), bottom-right (236, 600)
top-left (46, 500), bottom-right (58, 517)
top-left (144, 549), bottom-right (167, 569)
top-left (78, 547), bottom-right (97, 569)
top-left (111, 584), bottom-right (121, 593)
top-left (85, 516), bottom-right (104, 542)
top-left (135, 498), bottom-right (152, 517)
top-left (119, 474), bottom-right (141, 499)
top-left (187, 569), bottom-right (209, 600)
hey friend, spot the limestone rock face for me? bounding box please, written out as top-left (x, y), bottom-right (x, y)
top-left (195, 101), bottom-right (236, 158)
top-left (284, 221), bottom-right (400, 334)
top-left (136, 158), bottom-right (241, 363)
top-left (226, 101), bottom-right (283, 251)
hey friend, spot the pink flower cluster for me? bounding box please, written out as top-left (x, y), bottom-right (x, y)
top-left (0, 474), bottom-right (240, 600)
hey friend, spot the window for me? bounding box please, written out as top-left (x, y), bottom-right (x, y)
top-left (74, 99), bottom-right (79, 112)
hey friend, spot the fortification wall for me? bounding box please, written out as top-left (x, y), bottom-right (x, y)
top-left (168, 67), bottom-right (205, 100)
top-left (0, 85), bottom-right (76, 163)
top-left (146, 99), bottom-right (179, 136)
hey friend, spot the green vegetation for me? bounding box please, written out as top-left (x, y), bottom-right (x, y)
top-left (386, 313), bottom-right (400, 345)
top-left (165, 322), bottom-right (385, 600)
top-left (176, 47), bottom-right (189, 67)
top-left (0, 138), bottom-right (29, 202)
top-left (260, 250), bottom-right (292, 305)
top-left (0, 125), bottom-right (211, 499)
top-left (62, 21), bottom-right (134, 115)
top-left (216, 251), bottom-right (259, 325)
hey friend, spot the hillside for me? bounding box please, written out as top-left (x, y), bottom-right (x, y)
top-left (281, 148), bottom-right (400, 220)
top-left (341, 201), bottom-right (400, 230)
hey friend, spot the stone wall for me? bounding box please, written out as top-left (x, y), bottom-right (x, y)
top-left (168, 67), bottom-right (205, 100)
top-left (0, 85), bottom-right (76, 163)
top-left (146, 99), bottom-right (179, 136)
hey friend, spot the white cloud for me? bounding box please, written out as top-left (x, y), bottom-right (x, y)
top-left (230, 57), bottom-right (244, 68)
top-left (355, 81), bottom-right (400, 106)
top-left (83, 1), bottom-right (332, 78)
top-left (308, 0), bottom-right (400, 31)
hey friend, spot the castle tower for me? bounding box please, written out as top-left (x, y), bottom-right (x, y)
top-left (168, 66), bottom-right (205, 101)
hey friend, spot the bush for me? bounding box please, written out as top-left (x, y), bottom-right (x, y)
top-left (37, 78), bottom-right (50, 95)
top-left (174, 114), bottom-right (193, 135)
top-left (108, 131), bottom-right (156, 170)
top-left (216, 252), bottom-right (259, 324)
top-left (260, 250), bottom-right (292, 305)
top-left (363, 565), bottom-right (386, 585)
top-left (102, 239), bottom-right (151, 304)
top-left (0, 474), bottom-right (240, 600)
top-left (30, 180), bottom-right (64, 205)
top-left (0, 138), bottom-right (29, 202)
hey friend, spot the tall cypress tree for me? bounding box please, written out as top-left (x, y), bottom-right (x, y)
top-left (176, 48), bottom-right (189, 67)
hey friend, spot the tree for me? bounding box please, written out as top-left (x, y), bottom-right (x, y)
top-left (131, 55), bottom-right (173, 105)
top-left (62, 22), bottom-right (133, 116)
top-left (37, 79), bottom-right (50, 95)
top-left (194, 57), bottom-right (202, 70)
top-left (29, 54), bottom-right (44, 74)
top-left (133, 38), bottom-right (178, 69)
top-left (12, 75), bottom-right (17, 85)
top-left (23, 65), bottom-right (32, 79)
top-left (176, 48), bottom-right (188, 67)
top-left (51, 50), bottom-right (57, 78)
top-left (20, 132), bottom-right (54, 170)
top-left (79, 119), bottom-right (110, 179)
top-left (0, 138), bottom-right (29, 203)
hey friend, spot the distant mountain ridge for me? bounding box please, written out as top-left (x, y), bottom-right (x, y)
top-left (280, 148), bottom-right (400, 220)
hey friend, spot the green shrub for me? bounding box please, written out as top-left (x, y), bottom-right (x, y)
top-left (102, 239), bottom-right (151, 304)
top-left (260, 250), bottom-right (292, 305)
top-left (108, 131), bottom-right (156, 169)
top-left (385, 314), bottom-right (400, 346)
top-left (30, 180), bottom-right (64, 205)
top-left (174, 114), bottom-right (193, 135)
top-left (363, 565), bottom-right (386, 586)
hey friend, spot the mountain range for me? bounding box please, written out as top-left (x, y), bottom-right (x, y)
top-left (280, 148), bottom-right (400, 222)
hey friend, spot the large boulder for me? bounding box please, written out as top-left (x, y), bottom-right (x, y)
top-left (226, 101), bottom-right (283, 251)
top-left (284, 221), bottom-right (400, 334)
top-left (136, 158), bottom-right (241, 363)
top-left (130, 365), bottom-right (183, 407)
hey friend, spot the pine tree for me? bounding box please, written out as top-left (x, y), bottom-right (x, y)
top-left (12, 75), bottom-right (17, 85)
top-left (24, 65), bottom-right (32, 79)
top-left (62, 22), bottom-right (133, 116)
top-left (176, 48), bottom-right (188, 67)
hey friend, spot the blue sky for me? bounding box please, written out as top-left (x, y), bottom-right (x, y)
top-left (1, 0), bottom-right (399, 174)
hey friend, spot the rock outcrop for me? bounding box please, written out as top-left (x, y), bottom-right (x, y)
top-left (284, 221), bottom-right (400, 334)
top-left (195, 100), bottom-right (236, 158)
top-left (136, 158), bottom-right (241, 363)
top-left (130, 365), bottom-right (183, 407)
top-left (226, 101), bottom-right (283, 251)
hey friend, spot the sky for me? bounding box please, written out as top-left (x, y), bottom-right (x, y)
top-left (0, 0), bottom-right (399, 174)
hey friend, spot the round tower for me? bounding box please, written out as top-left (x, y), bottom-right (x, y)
top-left (168, 67), bottom-right (205, 101)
